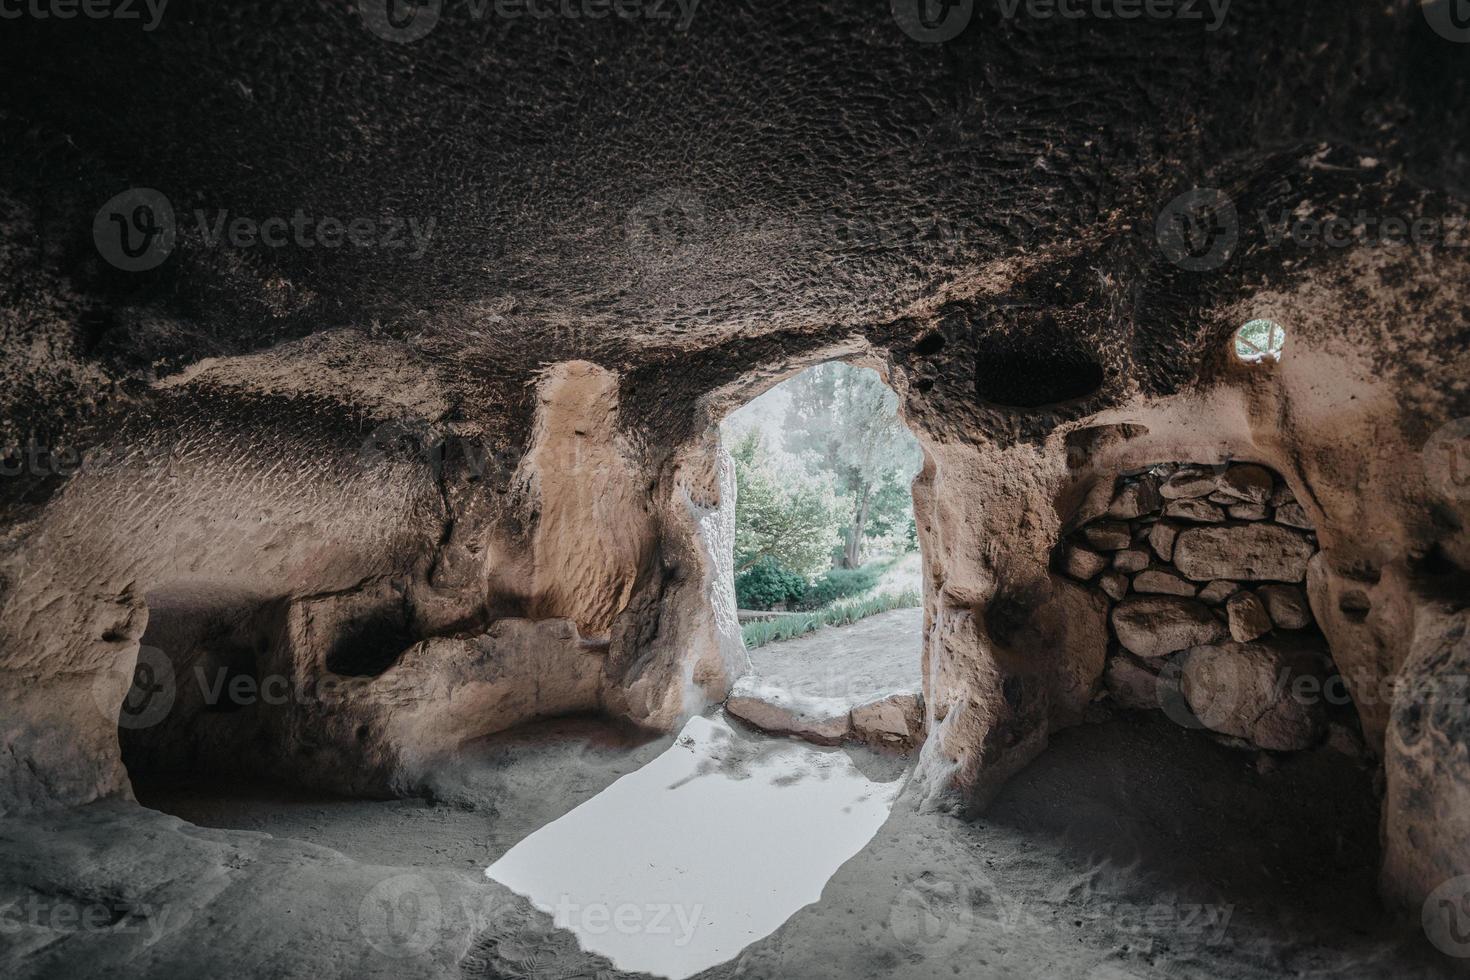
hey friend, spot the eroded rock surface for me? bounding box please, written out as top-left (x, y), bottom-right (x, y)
top-left (1180, 640), bottom-right (1328, 751)
top-left (1174, 524), bottom-right (1318, 583)
top-left (1112, 596), bottom-right (1226, 659)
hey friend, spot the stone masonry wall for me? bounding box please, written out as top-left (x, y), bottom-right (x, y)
top-left (1056, 462), bottom-right (1356, 754)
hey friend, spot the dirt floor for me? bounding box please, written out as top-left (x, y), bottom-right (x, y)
top-left (739, 606), bottom-right (923, 705)
top-left (1, 707), bottom-right (1458, 980)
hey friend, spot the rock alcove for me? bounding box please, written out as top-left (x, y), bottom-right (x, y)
top-left (1059, 461), bottom-right (1355, 753)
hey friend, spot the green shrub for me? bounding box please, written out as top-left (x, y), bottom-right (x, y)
top-left (735, 559), bottom-right (809, 610)
top-left (797, 564), bottom-right (883, 610)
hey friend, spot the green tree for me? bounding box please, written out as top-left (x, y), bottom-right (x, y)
top-left (730, 430), bottom-right (843, 577)
top-left (783, 364), bottom-right (922, 568)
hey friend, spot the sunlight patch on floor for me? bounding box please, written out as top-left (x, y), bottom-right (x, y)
top-left (485, 713), bottom-right (904, 979)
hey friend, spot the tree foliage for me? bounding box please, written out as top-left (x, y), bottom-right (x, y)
top-left (729, 429), bottom-right (843, 577)
top-left (782, 363), bottom-right (922, 567)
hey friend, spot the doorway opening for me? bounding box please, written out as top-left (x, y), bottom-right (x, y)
top-left (716, 361), bottom-right (927, 748)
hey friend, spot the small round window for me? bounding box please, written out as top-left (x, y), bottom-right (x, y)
top-left (1234, 319), bottom-right (1285, 363)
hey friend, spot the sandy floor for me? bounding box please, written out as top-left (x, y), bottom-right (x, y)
top-left (0, 711), bottom-right (1457, 980)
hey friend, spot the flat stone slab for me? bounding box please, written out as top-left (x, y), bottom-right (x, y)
top-left (1111, 595), bottom-right (1226, 659)
top-left (1173, 523), bottom-right (1316, 582)
top-left (727, 607), bottom-right (925, 748)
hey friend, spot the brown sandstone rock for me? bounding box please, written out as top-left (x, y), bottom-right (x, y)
top-left (1159, 468), bottom-right (1217, 499)
top-left (1111, 596), bottom-right (1226, 658)
top-left (1227, 591), bottom-right (1272, 642)
top-left (1046, 577), bottom-right (1113, 725)
top-left (725, 691), bottom-right (850, 744)
top-left (1164, 499), bottom-right (1226, 523)
top-left (1149, 521), bottom-right (1180, 562)
top-left (1257, 584), bottom-right (1312, 629)
top-left (1133, 569), bottom-right (1197, 597)
top-left (1062, 545), bottom-right (1108, 580)
top-left (1106, 477), bottom-right (1163, 519)
top-left (1227, 502), bottom-right (1268, 520)
top-left (850, 693), bottom-right (925, 748)
top-left (1198, 580), bottom-right (1240, 605)
top-left (1113, 548), bottom-right (1150, 573)
top-left (1083, 521), bottom-right (1133, 551)
top-left (1274, 502), bottom-right (1314, 530)
top-left (1104, 655), bottom-right (1161, 711)
top-left (1179, 640), bottom-right (1326, 751)
top-left (1172, 524), bottom-right (1316, 582)
top-left (1098, 571), bottom-right (1129, 602)
top-left (1216, 464), bottom-right (1274, 505)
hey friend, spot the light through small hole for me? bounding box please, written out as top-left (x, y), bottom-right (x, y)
top-left (1234, 319), bottom-right (1285, 363)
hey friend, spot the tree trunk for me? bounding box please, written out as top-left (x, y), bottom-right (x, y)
top-left (842, 484), bottom-right (872, 569)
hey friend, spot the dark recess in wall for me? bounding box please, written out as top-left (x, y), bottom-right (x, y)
top-left (326, 607), bottom-right (415, 677)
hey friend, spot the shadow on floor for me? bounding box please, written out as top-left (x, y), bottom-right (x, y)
top-left (134, 713), bottom-right (674, 869)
